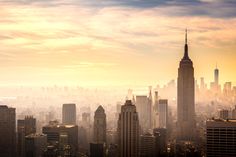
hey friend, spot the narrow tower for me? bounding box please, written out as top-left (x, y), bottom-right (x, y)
top-left (214, 64), bottom-right (219, 86)
top-left (177, 30), bottom-right (196, 141)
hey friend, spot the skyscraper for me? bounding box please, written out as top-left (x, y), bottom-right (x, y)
top-left (177, 30), bottom-right (196, 141)
top-left (136, 93), bottom-right (152, 132)
top-left (0, 105), bottom-right (16, 157)
top-left (117, 100), bottom-right (139, 157)
top-left (158, 99), bottom-right (168, 129)
top-left (214, 65), bottom-right (219, 86)
top-left (62, 103), bottom-right (76, 125)
top-left (93, 105), bottom-right (106, 144)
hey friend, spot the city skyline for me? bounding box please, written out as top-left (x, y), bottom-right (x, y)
top-left (0, 0), bottom-right (236, 86)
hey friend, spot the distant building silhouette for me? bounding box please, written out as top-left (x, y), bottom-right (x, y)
top-left (117, 100), bottom-right (139, 157)
top-left (136, 92), bottom-right (152, 132)
top-left (210, 65), bottom-right (221, 94)
top-left (0, 105), bottom-right (16, 157)
top-left (177, 30), bottom-right (196, 141)
top-left (62, 103), bottom-right (76, 125)
top-left (93, 105), bottom-right (106, 144)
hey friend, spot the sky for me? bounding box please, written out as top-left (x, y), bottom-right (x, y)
top-left (0, 0), bottom-right (236, 87)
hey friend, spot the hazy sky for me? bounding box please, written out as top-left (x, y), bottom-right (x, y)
top-left (0, 0), bottom-right (236, 86)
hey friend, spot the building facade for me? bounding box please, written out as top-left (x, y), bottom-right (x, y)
top-left (206, 119), bottom-right (236, 157)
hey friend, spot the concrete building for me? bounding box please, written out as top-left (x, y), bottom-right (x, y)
top-left (93, 105), bottom-right (106, 144)
top-left (117, 100), bottom-right (139, 157)
top-left (62, 103), bottom-right (76, 125)
top-left (177, 30), bottom-right (196, 141)
top-left (206, 119), bottom-right (236, 157)
top-left (0, 105), bottom-right (16, 157)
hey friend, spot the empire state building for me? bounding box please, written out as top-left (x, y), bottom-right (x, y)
top-left (177, 30), bottom-right (196, 141)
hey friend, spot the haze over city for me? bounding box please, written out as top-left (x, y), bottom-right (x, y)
top-left (1, 1), bottom-right (236, 157)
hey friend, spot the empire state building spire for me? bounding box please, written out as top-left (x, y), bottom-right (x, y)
top-left (177, 30), bottom-right (196, 141)
top-left (183, 29), bottom-right (189, 60)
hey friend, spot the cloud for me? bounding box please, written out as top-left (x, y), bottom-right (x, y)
top-left (1, 0), bottom-right (236, 18)
top-left (0, 0), bottom-right (236, 85)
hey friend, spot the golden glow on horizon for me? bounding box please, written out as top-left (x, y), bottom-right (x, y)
top-left (0, 2), bottom-right (236, 86)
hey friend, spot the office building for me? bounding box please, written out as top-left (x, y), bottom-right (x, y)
top-left (0, 105), bottom-right (16, 157)
top-left (177, 30), bottom-right (196, 141)
top-left (206, 119), bottom-right (236, 157)
top-left (117, 100), bottom-right (139, 157)
top-left (158, 99), bottom-right (168, 129)
top-left (62, 103), bottom-right (76, 125)
top-left (136, 93), bottom-right (152, 132)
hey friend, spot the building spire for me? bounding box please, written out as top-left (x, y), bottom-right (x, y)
top-left (183, 29), bottom-right (189, 60)
top-left (185, 29), bottom-right (188, 44)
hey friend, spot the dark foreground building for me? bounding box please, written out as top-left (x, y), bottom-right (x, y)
top-left (0, 105), bottom-right (16, 157)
